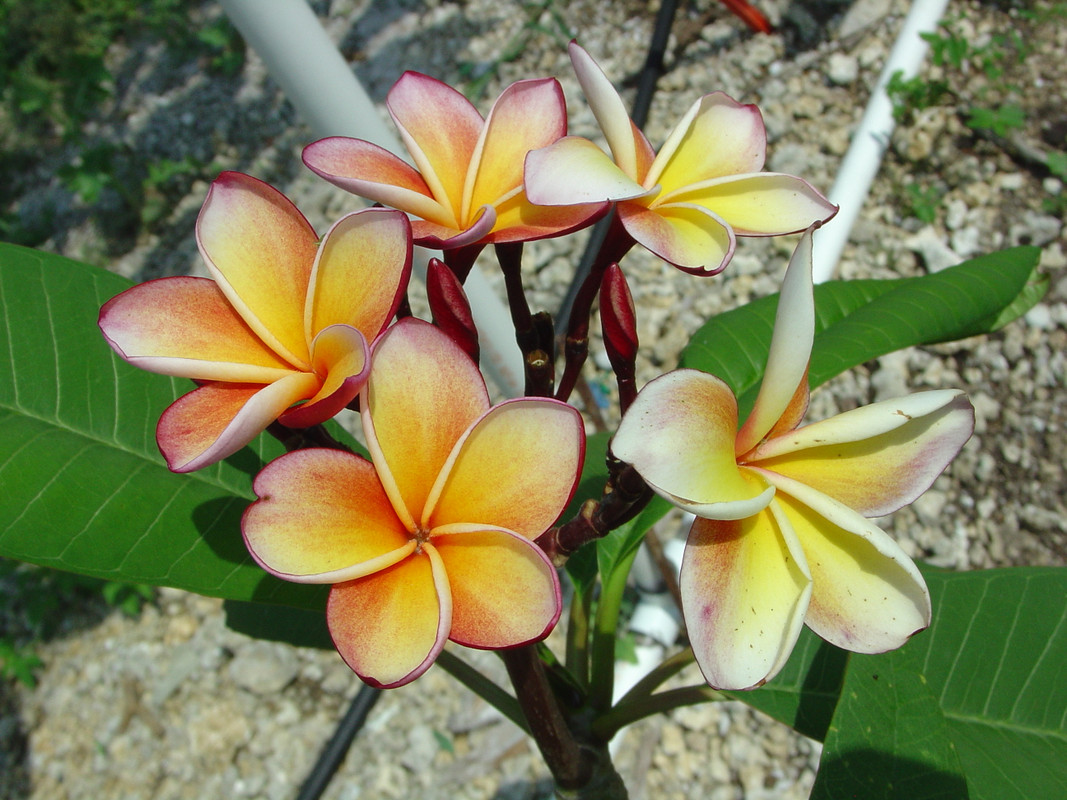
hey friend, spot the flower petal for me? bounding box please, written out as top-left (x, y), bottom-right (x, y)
top-left (752, 390), bottom-right (974, 516)
top-left (306, 207), bottom-right (411, 341)
top-left (735, 227), bottom-right (815, 456)
top-left (663, 174), bottom-right (838, 235)
top-left (484, 191), bottom-right (607, 244)
top-left (613, 370), bottom-right (775, 519)
top-left (433, 527), bottom-right (561, 649)
top-left (569, 42), bottom-right (655, 181)
top-left (681, 505), bottom-right (811, 690)
top-left (302, 137), bottom-right (450, 226)
top-left (99, 276), bottom-right (296, 382)
top-left (196, 172), bottom-right (317, 368)
top-left (425, 398), bottom-right (584, 536)
top-left (326, 547), bottom-right (451, 688)
top-left (157, 373), bottom-right (319, 472)
top-left (411, 205), bottom-right (497, 250)
top-left (645, 93), bottom-right (766, 192)
top-left (618, 201), bottom-right (734, 274)
top-left (243, 449), bottom-right (414, 583)
top-left (767, 476), bottom-right (931, 653)
top-left (278, 324), bottom-right (369, 429)
top-left (388, 71), bottom-right (484, 220)
top-left (362, 319), bottom-right (489, 529)
top-left (524, 137), bottom-right (651, 205)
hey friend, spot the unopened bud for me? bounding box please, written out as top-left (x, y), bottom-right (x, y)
top-left (427, 258), bottom-right (479, 363)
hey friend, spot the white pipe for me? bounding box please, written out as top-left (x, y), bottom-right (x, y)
top-left (814, 0), bottom-right (952, 283)
top-left (219, 0), bottom-right (524, 395)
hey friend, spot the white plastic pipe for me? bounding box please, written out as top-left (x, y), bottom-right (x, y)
top-left (813, 0), bottom-right (952, 283)
top-left (219, 0), bottom-right (524, 395)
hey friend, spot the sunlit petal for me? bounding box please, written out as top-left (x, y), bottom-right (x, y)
top-left (388, 71), bottom-right (484, 218)
top-left (433, 528), bottom-right (561, 648)
top-left (412, 205), bottom-right (497, 250)
top-left (362, 319), bottom-right (489, 529)
top-left (99, 276), bottom-right (296, 382)
top-left (426, 398), bottom-right (584, 536)
top-left (618, 201), bottom-right (734, 274)
top-left (613, 370), bottom-right (774, 519)
top-left (646, 93), bottom-right (765, 192)
top-left (196, 172), bottom-right (317, 368)
top-left (243, 449), bottom-right (414, 583)
top-left (279, 324), bottom-right (369, 429)
top-left (736, 228), bottom-right (815, 455)
top-left (768, 476), bottom-right (931, 653)
top-left (524, 137), bottom-right (651, 205)
top-left (326, 548), bottom-right (451, 688)
top-left (157, 373), bottom-right (319, 472)
top-left (302, 137), bottom-right (450, 226)
top-left (663, 174), bottom-right (838, 235)
top-left (752, 390), bottom-right (974, 516)
top-left (681, 506), bottom-right (811, 690)
top-left (307, 208), bottom-right (412, 339)
top-left (485, 191), bottom-right (607, 244)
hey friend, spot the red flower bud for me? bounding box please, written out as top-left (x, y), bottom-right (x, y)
top-left (427, 258), bottom-right (479, 363)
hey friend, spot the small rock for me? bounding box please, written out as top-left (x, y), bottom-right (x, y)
top-left (827, 53), bottom-right (858, 85)
top-left (228, 641), bottom-right (300, 695)
top-left (905, 226), bottom-right (961, 273)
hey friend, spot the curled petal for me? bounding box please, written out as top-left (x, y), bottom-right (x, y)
top-left (481, 190), bottom-right (607, 244)
top-left (433, 527), bottom-right (561, 649)
top-left (618, 201), bottom-right (735, 274)
top-left (302, 138), bottom-right (449, 226)
top-left (362, 319), bottom-right (489, 529)
top-left (736, 227), bottom-right (816, 455)
top-left (646, 93), bottom-right (766, 192)
top-left (752, 390), bottom-right (975, 517)
top-left (327, 547), bottom-right (451, 688)
top-left (613, 370), bottom-right (774, 519)
top-left (426, 398), bottom-right (584, 537)
top-left (243, 449), bottom-right (414, 583)
top-left (681, 505), bottom-right (811, 690)
top-left (524, 137), bottom-right (651, 205)
top-left (388, 71), bottom-right (484, 219)
top-left (411, 205), bottom-right (497, 250)
top-left (767, 476), bottom-right (931, 653)
top-left (196, 172), bottom-right (317, 368)
top-left (663, 174), bottom-right (838, 235)
top-left (99, 276), bottom-right (295, 382)
top-left (278, 324), bottom-right (369, 429)
top-left (157, 373), bottom-right (319, 472)
top-left (306, 208), bottom-right (412, 341)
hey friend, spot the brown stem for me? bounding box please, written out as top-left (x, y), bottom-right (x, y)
top-left (496, 243), bottom-right (554, 397)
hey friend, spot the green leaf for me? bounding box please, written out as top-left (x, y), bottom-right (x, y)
top-left (0, 243), bottom-right (326, 611)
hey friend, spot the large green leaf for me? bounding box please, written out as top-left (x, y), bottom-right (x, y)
top-left (0, 243), bottom-right (326, 610)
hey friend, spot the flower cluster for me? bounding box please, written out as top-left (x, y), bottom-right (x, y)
top-left (99, 43), bottom-right (969, 692)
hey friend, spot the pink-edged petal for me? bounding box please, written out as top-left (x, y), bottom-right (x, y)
top-left (196, 172), bottom-right (317, 368)
top-left (362, 319), bottom-right (490, 529)
top-left (645, 93), bottom-right (766, 192)
top-left (735, 227), bottom-right (815, 456)
top-left (432, 527), bottom-right (561, 649)
top-left (618, 201), bottom-right (735, 274)
top-left (681, 504), bottom-right (811, 690)
top-left (663, 174), bottom-right (838, 235)
top-left (278, 324), bottom-right (369, 429)
top-left (411, 205), bottom-right (497, 250)
top-left (524, 137), bottom-right (652, 205)
top-left (302, 137), bottom-right (451, 226)
top-left (388, 71), bottom-right (484, 219)
top-left (157, 373), bottom-right (319, 472)
top-left (425, 398), bottom-right (584, 536)
top-left (307, 208), bottom-right (412, 340)
top-left (99, 276), bottom-right (296, 382)
top-left (481, 190), bottom-right (608, 244)
top-left (612, 370), bottom-right (775, 519)
top-left (751, 390), bottom-right (974, 517)
top-left (569, 42), bottom-right (655, 181)
top-left (327, 547), bottom-right (451, 688)
top-left (767, 475), bottom-right (931, 653)
top-left (243, 448), bottom-right (414, 583)
top-left (464, 78), bottom-right (566, 218)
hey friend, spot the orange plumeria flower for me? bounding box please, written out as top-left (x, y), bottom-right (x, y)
top-left (243, 319), bottom-right (585, 688)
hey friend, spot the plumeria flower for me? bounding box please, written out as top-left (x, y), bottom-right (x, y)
top-left (612, 227), bottom-right (974, 690)
top-left (524, 42), bottom-right (838, 274)
top-left (99, 172), bottom-right (412, 473)
top-left (242, 318), bottom-right (585, 688)
top-left (302, 72), bottom-right (606, 251)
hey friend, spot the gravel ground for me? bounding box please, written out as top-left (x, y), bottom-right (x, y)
top-left (2, 0), bottom-right (1065, 798)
